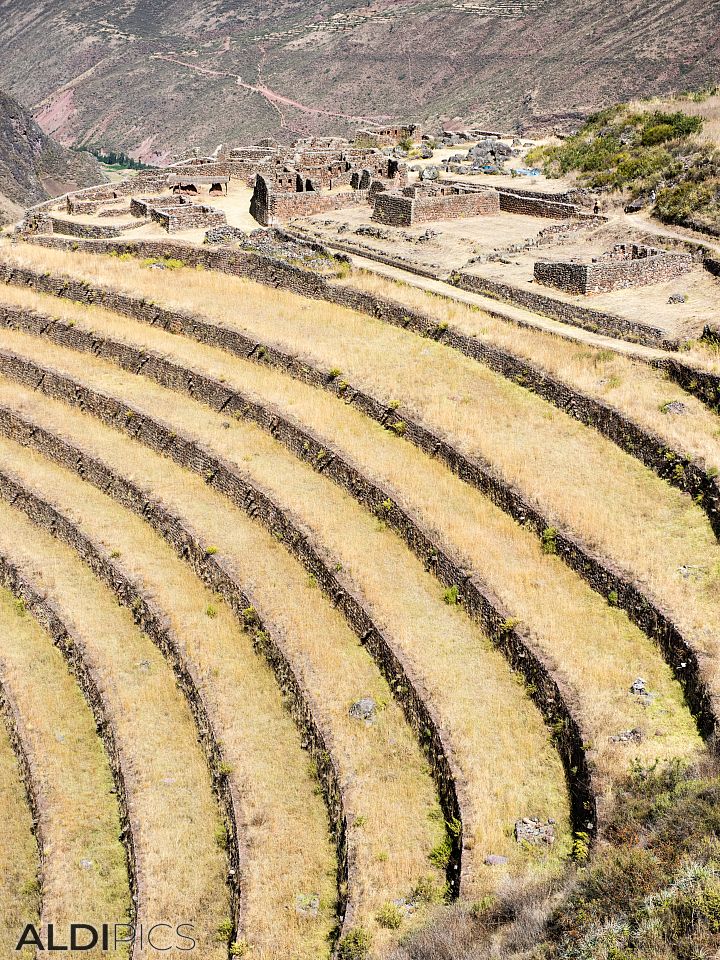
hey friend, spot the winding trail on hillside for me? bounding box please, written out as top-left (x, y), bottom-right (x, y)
top-left (151, 54), bottom-right (394, 123)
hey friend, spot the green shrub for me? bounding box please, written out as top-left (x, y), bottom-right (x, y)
top-left (443, 584), bottom-right (459, 605)
top-left (541, 527), bottom-right (558, 555)
top-left (429, 836), bottom-right (452, 870)
top-left (376, 902), bottom-right (403, 929)
top-left (529, 102), bottom-right (715, 231)
top-left (241, 606), bottom-right (258, 627)
top-left (337, 927), bottom-right (371, 960)
top-left (412, 875), bottom-right (447, 904)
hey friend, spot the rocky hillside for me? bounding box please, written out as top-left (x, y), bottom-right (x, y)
top-left (0, 0), bottom-right (717, 160)
top-left (0, 89), bottom-right (104, 221)
top-left (529, 98), bottom-right (720, 235)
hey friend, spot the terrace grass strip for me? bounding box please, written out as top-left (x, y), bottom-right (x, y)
top-left (0, 417), bottom-right (357, 950)
top-left (0, 668), bottom-right (43, 956)
top-left (0, 292), bottom-right (715, 752)
top-left (0, 381), bottom-right (468, 904)
top-left (0, 564), bottom-right (136, 955)
top-left (0, 343), bottom-right (597, 852)
top-left (0, 692), bottom-right (38, 959)
top-left (0, 420), bottom-right (452, 954)
top-left (14, 237), bottom-right (720, 440)
top-left (0, 274), bottom-right (716, 735)
top-left (0, 470), bottom-right (240, 956)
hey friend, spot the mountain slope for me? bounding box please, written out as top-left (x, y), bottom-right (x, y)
top-left (0, 89), bottom-right (105, 220)
top-left (0, 0), bottom-right (717, 160)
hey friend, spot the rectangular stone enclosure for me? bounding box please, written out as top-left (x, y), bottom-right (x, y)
top-left (534, 243), bottom-right (693, 294)
top-left (372, 186), bottom-right (500, 226)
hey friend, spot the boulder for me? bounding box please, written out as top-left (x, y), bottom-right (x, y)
top-left (349, 698), bottom-right (377, 723)
top-left (484, 854), bottom-right (509, 866)
top-left (514, 818), bottom-right (555, 845)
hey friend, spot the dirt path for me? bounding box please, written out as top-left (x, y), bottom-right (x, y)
top-left (316, 241), bottom-right (671, 362)
top-left (152, 54), bottom-right (393, 124)
top-left (619, 211), bottom-right (720, 256)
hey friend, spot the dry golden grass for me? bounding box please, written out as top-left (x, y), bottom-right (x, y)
top-left (339, 269), bottom-right (720, 461)
top-left (0, 451), bottom-right (339, 960)
top-left (0, 322), bottom-right (703, 807)
top-left (0, 672), bottom-right (39, 960)
top-left (1, 242), bottom-right (718, 471)
top-left (0, 350), bottom-right (574, 902)
top-left (0, 497), bottom-right (230, 960)
top-left (0, 281), bottom-right (717, 711)
top-left (0, 421), bottom-right (448, 955)
top-left (0, 587), bottom-right (130, 958)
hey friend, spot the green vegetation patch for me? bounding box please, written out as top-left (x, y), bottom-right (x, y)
top-left (528, 104), bottom-right (719, 232)
top-left (393, 759), bottom-right (720, 959)
top-left (547, 759), bottom-right (720, 959)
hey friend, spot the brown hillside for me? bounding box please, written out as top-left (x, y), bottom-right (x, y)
top-left (0, 90), bottom-right (105, 219)
top-left (0, 0), bottom-right (717, 159)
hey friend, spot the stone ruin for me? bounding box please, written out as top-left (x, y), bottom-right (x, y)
top-left (534, 243), bottom-right (693, 295)
top-left (21, 121), bottom-right (606, 243)
top-left (355, 123), bottom-right (421, 146)
top-left (130, 195), bottom-right (226, 234)
top-left (372, 182), bottom-right (500, 227)
top-left (248, 140), bottom-right (409, 227)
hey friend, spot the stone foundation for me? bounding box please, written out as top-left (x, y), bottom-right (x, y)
top-left (535, 243), bottom-right (693, 294)
top-left (373, 186), bottom-right (500, 226)
top-left (149, 203), bottom-right (226, 233)
top-left (498, 191), bottom-right (579, 219)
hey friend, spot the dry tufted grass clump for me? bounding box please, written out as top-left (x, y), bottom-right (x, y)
top-left (0, 500), bottom-right (231, 959)
top-left (0, 586), bottom-right (131, 958)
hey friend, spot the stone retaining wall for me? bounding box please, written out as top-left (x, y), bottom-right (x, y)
top-left (373, 188), bottom-right (500, 226)
top-left (0, 402), bottom-right (368, 943)
top-left (0, 311), bottom-right (604, 848)
top-left (0, 466), bottom-right (247, 945)
top-left (453, 270), bottom-right (679, 348)
top-left (0, 552), bottom-right (140, 930)
top-left (498, 192), bottom-right (579, 218)
top-left (48, 217), bottom-right (146, 239)
top-left (0, 342), bottom-right (467, 897)
top-left (495, 185), bottom-right (581, 205)
top-left (0, 654), bottom-right (44, 914)
top-left (2, 262), bottom-right (717, 754)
